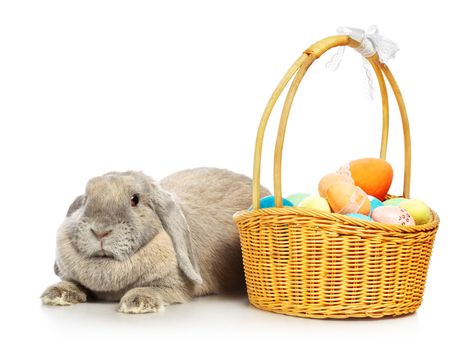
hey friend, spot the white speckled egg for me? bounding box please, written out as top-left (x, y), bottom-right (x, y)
top-left (371, 206), bottom-right (415, 226)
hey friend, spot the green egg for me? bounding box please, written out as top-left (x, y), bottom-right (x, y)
top-left (383, 197), bottom-right (406, 206)
top-left (286, 193), bottom-right (311, 206)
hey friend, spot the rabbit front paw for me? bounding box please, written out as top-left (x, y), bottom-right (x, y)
top-left (41, 281), bottom-right (87, 306)
top-left (118, 287), bottom-right (166, 314)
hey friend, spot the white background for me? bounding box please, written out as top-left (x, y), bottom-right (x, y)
top-left (0, 0), bottom-right (465, 349)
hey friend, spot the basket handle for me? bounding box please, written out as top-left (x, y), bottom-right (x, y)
top-left (251, 35), bottom-right (411, 209)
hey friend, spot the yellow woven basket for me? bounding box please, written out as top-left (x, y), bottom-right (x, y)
top-left (233, 35), bottom-right (440, 319)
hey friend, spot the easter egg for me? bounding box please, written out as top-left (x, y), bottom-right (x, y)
top-left (259, 195), bottom-right (293, 209)
top-left (383, 197), bottom-right (406, 206)
top-left (337, 158), bottom-right (393, 201)
top-left (399, 199), bottom-right (432, 225)
top-left (287, 193), bottom-right (311, 206)
top-left (318, 173), bottom-right (354, 198)
top-left (368, 195), bottom-right (384, 214)
top-left (346, 213), bottom-right (374, 221)
top-left (371, 206), bottom-right (415, 226)
top-left (326, 182), bottom-right (371, 215)
top-left (298, 196), bottom-right (331, 213)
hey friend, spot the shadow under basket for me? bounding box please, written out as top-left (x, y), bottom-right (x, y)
top-left (233, 35), bottom-right (440, 319)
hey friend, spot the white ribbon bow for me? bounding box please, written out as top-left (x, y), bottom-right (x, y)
top-left (326, 25), bottom-right (399, 99)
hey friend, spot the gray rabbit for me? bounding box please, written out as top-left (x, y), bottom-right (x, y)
top-left (41, 168), bottom-right (270, 313)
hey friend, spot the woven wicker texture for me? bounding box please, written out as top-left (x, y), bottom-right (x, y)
top-left (234, 35), bottom-right (439, 319)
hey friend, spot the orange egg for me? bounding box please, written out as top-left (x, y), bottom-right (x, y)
top-left (337, 158), bottom-right (393, 201)
top-left (318, 173), bottom-right (354, 198)
top-left (327, 182), bottom-right (371, 215)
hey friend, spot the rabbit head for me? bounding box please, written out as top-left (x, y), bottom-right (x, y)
top-left (64, 171), bottom-right (202, 284)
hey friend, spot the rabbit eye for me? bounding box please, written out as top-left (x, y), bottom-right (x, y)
top-left (130, 194), bottom-right (139, 207)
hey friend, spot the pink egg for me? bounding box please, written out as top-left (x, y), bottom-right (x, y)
top-left (371, 206), bottom-right (415, 226)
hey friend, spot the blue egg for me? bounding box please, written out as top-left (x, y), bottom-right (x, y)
top-left (368, 196), bottom-right (383, 214)
top-left (259, 195), bottom-right (294, 209)
top-left (346, 213), bottom-right (374, 221)
top-left (286, 193), bottom-right (311, 206)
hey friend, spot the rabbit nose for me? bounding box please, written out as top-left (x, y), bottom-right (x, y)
top-left (91, 228), bottom-right (113, 240)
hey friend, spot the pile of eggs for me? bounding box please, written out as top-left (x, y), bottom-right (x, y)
top-left (258, 158), bottom-right (432, 226)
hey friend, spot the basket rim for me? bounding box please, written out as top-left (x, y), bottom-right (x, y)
top-left (233, 205), bottom-right (439, 235)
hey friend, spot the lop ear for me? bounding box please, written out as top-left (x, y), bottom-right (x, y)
top-left (151, 184), bottom-right (202, 284)
top-left (54, 261), bottom-right (62, 277)
top-left (66, 195), bottom-right (84, 217)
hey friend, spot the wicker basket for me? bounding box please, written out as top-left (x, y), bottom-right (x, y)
top-left (233, 35), bottom-right (440, 319)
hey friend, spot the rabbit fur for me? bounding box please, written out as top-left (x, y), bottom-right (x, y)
top-left (41, 167), bottom-right (270, 313)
